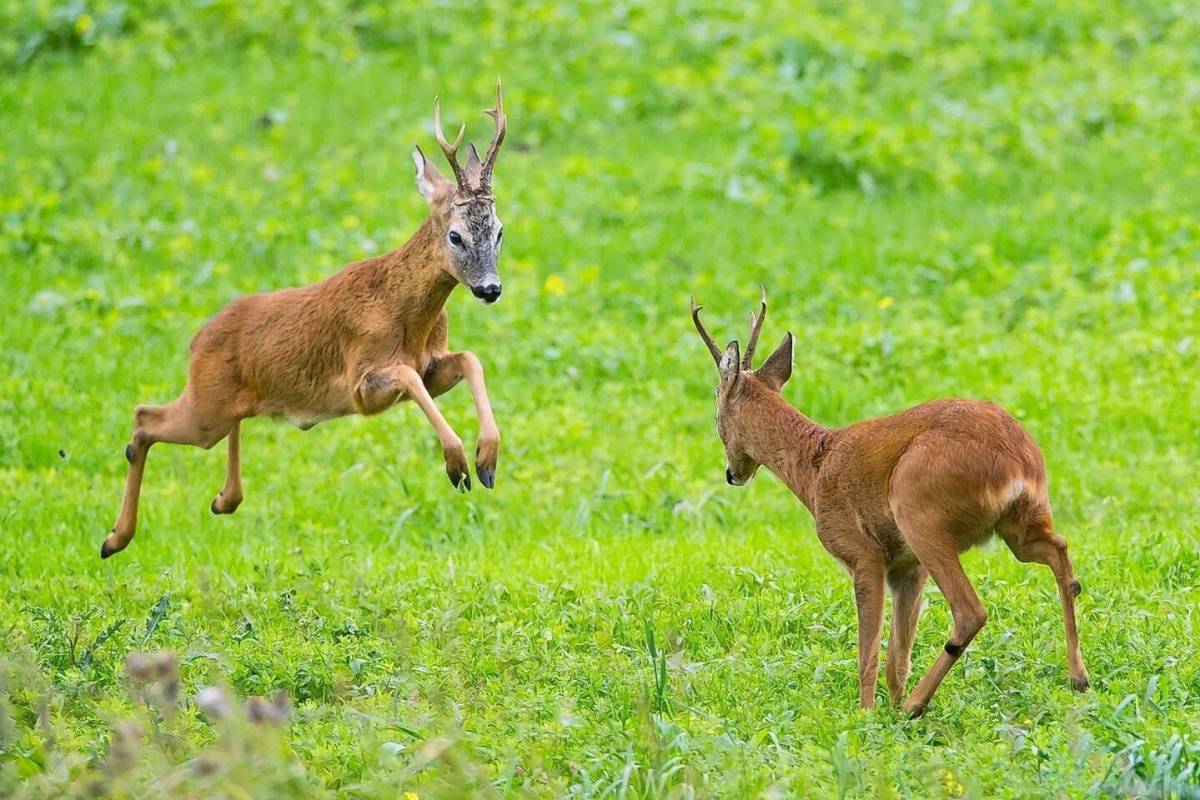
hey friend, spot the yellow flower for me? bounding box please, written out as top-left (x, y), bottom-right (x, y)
top-left (942, 769), bottom-right (964, 797)
top-left (877, 296), bottom-right (894, 310)
top-left (341, 214), bottom-right (360, 229)
top-left (402, 793), bottom-right (419, 800)
top-left (543, 275), bottom-right (566, 296)
top-left (75, 14), bottom-right (94, 35)
top-left (168, 234), bottom-right (194, 259)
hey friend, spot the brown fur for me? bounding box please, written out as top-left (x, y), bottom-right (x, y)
top-left (693, 291), bottom-right (1089, 715)
top-left (103, 88), bottom-right (509, 559)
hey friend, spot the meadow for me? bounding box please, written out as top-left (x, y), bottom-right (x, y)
top-left (1, 1), bottom-right (1199, 797)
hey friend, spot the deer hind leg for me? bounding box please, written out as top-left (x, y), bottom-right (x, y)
top-left (885, 563), bottom-right (928, 706)
top-left (210, 421), bottom-right (243, 515)
top-left (851, 560), bottom-right (887, 709)
top-left (999, 517), bottom-right (1089, 692)
top-left (424, 351), bottom-right (501, 489)
top-left (896, 534), bottom-right (988, 717)
top-left (103, 397), bottom-right (236, 559)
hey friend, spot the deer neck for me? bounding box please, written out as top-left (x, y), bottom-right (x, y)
top-left (383, 215), bottom-right (459, 350)
top-left (746, 391), bottom-right (829, 514)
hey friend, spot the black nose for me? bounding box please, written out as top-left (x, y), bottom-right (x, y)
top-left (726, 468), bottom-right (736, 485)
top-left (471, 283), bottom-right (502, 303)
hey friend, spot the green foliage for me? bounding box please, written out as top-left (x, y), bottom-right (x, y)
top-left (2, 0), bottom-right (1199, 797)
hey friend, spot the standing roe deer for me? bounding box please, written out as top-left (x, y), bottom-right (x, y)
top-left (690, 289), bottom-right (1089, 715)
top-left (102, 82), bottom-right (509, 559)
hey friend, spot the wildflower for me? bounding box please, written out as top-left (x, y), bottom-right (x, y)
top-left (942, 769), bottom-right (964, 797)
top-left (877, 296), bottom-right (894, 310)
top-left (196, 686), bottom-right (233, 720)
top-left (125, 652), bottom-right (152, 681)
top-left (75, 14), bottom-right (94, 35)
top-left (544, 275), bottom-right (566, 295)
top-left (245, 691), bottom-right (292, 725)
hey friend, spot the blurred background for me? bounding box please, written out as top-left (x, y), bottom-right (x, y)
top-left (1, 1), bottom-right (1198, 797)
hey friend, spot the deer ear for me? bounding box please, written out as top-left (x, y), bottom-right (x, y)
top-left (755, 333), bottom-right (793, 391)
top-left (412, 146), bottom-right (450, 204)
top-left (719, 340), bottom-right (741, 387)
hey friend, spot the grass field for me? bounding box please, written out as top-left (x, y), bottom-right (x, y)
top-left (2, 1), bottom-right (1199, 797)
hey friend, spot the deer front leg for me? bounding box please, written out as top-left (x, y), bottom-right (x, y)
top-left (885, 564), bottom-right (927, 706)
top-left (424, 351), bottom-right (501, 489)
top-left (211, 421), bottom-right (243, 514)
top-left (355, 365), bottom-right (471, 490)
top-left (851, 561), bottom-right (887, 709)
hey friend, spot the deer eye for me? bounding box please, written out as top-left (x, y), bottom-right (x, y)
top-left (448, 230), bottom-right (464, 247)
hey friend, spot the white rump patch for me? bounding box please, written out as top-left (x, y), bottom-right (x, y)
top-left (988, 478), bottom-right (1026, 509)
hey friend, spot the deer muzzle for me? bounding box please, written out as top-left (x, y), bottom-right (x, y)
top-left (470, 282), bottom-right (502, 304)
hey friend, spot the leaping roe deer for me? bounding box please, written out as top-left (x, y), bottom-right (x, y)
top-left (690, 289), bottom-right (1089, 715)
top-left (103, 82), bottom-right (509, 559)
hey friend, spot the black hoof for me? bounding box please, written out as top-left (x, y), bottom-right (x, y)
top-left (1071, 675), bottom-right (1090, 692)
top-left (211, 493), bottom-right (241, 515)
top-left (100, 538), bottom-right (120, 559)
top-left (447, 472), bottom-right (471, 492)
top-left (477, 466), bottom-right (495, 489)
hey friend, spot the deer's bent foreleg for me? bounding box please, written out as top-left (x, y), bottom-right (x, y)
top-left (104, 397), bottom-right (237, 559)
top-left (211, 421), bottom-right (243, 515)
top-left (424, 351), bottom-right (501, 488)
top-left (355, 365), bottom-right (471, 490)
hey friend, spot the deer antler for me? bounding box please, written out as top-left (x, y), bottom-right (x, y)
top-left (479, 78), bottom-right (506, 190)
top-left (742, 285), bottom-right (767, 369)
top-left (690, 296), bottom-right (722, 366)
top-left (434, 95), bottom-right (467, 189)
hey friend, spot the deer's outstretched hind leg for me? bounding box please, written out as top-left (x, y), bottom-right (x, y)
top-left (210, 421), bottom-right (243, 515)
top-left (998, 512), bottom-right (1089, 692)
top-left (103, 397), bottom-right (236, 559)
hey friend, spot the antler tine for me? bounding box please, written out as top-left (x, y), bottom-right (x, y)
top-left (690, 296), bottom-right (722, 367)
top-left (433, 95), bottom-right (467, 188)
top-left (742, 285), bottom-right (767, 369)
top-left (480, 78), bottom-right (507, 188)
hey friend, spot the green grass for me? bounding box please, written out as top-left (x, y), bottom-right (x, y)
top-left (2, 1), bottom-right (1200, 797)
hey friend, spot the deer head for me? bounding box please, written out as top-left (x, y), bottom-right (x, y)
top-left (411, 80), bottom-right (507, 304)
top-left (691, 287), bottom-right (794, 485)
